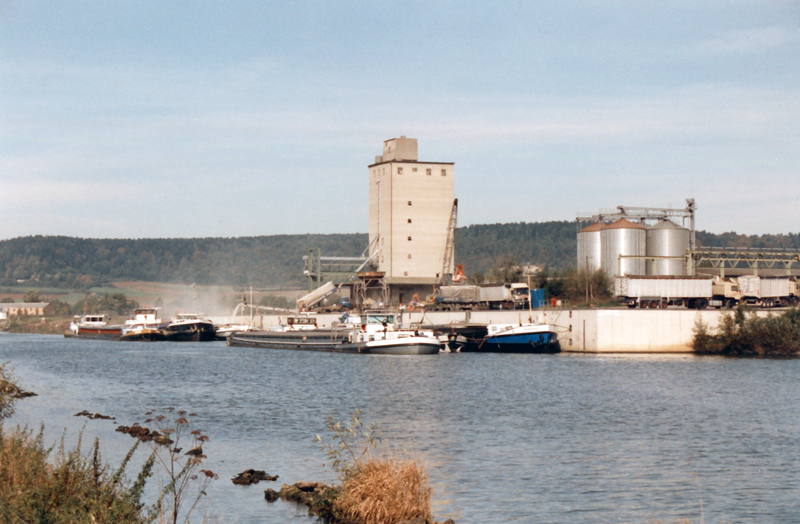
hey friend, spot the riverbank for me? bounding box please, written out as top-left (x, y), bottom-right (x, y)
top-left (1, 315), bottom-right (72, 335)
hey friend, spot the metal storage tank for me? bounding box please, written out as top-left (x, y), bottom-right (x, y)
top-left (601, 218), bottom-right (646, 277)
top-left (577, 222), bottom-right (604, 273)
top-left (646, 219), bottom-right (690, 276)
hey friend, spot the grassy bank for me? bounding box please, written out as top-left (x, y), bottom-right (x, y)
top-left (1, 315), bottom-right (73, 335)
top-left (0, 427), bottom-right (152, 524)
top-left (693, 305), bottom-right (800, 356)
top-left (0, 362), bottom-right (150, 523)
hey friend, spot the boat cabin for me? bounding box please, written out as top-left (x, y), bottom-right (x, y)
top-left (76, 314), bottom-right (111, 326)
top-left (286, 316), bottom-right (318, 329)
top-left (127, 308), bottom-right (161, 325)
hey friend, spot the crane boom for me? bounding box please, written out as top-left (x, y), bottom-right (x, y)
top-left (441, 199), bottom-right (458, 284)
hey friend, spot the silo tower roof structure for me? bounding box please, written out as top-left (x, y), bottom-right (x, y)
top-left (649, 219), bottom-right (687, 231)
top-left (580, 222), bottom-right (606, 232)
top-left (606, 218), bottom-right (646, 230)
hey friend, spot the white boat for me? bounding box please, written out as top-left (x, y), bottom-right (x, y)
top-left (353, 312), bottom-right (441, 355)
top-left (215, 324), bottom-right (255, 340)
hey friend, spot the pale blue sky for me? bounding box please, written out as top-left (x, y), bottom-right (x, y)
top-left (1, 1), bottom-right (798, 239)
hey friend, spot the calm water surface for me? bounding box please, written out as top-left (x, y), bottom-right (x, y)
top-left (2, 333), bottom-right (799, 523)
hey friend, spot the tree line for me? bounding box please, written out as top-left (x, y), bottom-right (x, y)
top-left (1, 225), bottom-right (798, 290)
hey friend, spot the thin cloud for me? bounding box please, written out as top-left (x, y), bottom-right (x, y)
top-left (698, 26), bottom-right (800, 55)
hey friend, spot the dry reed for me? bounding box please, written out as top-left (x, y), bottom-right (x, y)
top-left (332, 456), bottom-right (432, 524)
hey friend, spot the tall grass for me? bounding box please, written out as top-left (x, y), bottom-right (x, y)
top-left (315, 410), bottom-right (432, 524)
top-left (332, 457), bottom-right (432, 524)
top-left (0, 426), bottom-right (153, 524)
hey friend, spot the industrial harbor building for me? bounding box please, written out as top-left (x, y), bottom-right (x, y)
top-left (301, 136), bottom-right (457, 308)
top-left (365, 136), bottom-right (456, 305)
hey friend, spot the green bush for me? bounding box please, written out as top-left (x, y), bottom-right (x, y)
top-left (0, 427), bottom-right (153, 524)
top-left (693, 305), bottom-right (800, 356)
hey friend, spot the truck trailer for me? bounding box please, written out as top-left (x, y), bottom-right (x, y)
top-left (616, 275), bottom-right (798, 309)
top-left (737, 275), bottom-right (798, 307)
top-left (434, 283), bottom-right (530, 310)
top-left (615, 275), bottom-right (739, 309)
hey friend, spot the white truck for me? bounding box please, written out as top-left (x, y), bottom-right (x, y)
top-left (615, 275), bottom-right (740, 309)
top-left (737, 275), bottom-right (798, 308)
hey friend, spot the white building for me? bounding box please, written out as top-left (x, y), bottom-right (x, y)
top-left (366, 137), bottom-right (455, 305)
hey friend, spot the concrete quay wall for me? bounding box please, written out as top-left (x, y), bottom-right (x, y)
top-left (402, 308), bottom-right (724, 354)
top-left (210, 308), bottom-right (749, 353)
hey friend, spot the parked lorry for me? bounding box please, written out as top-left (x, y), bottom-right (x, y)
top-left (737, 275), bottom-right (799, 307)
top-left (616, 275), bottom-right (799, 309)
top-left (433, 283), bottom-right (530, 310)
top-left (615, 275), bottom-right (739, 309)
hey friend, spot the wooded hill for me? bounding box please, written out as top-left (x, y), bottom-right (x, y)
top-left (1, 223), bottom-right (798, 289)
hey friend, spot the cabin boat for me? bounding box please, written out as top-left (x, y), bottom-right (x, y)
top-left (120, 308), bottom-right (170, 342)
top-left (65, 314), bottom-right (124, 340)
top-left (162, 313), bottom-right (217, 342)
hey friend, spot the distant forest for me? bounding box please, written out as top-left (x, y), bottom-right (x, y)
top-left (1, 223), bottom-right (799, 289)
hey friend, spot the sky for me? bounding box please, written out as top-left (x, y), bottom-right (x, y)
top-left (1, 1), bottom-right (799, 240)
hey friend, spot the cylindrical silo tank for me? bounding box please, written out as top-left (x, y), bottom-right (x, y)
top-left (577, 222), bottom-right (604, 273)
top-left (646, 219), bottom-right (690, 276)
top-left (601, 218), bottom-right (646, 277)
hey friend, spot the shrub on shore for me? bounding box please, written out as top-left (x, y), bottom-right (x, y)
top-left (1, 370), bottom-right (217, 524)
top-left (0, 362), bottom-right (20, 419)
top-left (0, 427), bottom-right (153, 524)
top-left (693, 305), bottom-right (800, 356)
top-left (314, 410), bottom-right (432, 524)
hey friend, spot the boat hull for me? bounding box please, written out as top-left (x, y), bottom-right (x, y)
top-left (64, 326), bottom-right (124, 340)
top-left (227, 330), bottom-right (439, 355)
top-left (481, 331), bottom-right (560, 353)
top-left (162, 321), bottom-right (217, 342)
top-left (228, 330), bottom-right (364, 352)
top-left (120, 329), bottom-right (166, 342)
top-left (367, 337), bottom-right (440, 355)
top-left (425, 323), bottom-right (488, 352)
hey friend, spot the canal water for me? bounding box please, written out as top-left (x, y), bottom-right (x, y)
top-left (1, 333), bottom-right (799, 523)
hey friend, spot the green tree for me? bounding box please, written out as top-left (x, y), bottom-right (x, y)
top-left (22, 290), bottom-right (40, 303)
top-left (490, 257), bottom-right (523, 283)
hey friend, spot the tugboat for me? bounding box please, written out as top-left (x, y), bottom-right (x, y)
top-left (162, 313), bottom-right (217, 342)
top-left (120, 307), bottom-right (170, 342)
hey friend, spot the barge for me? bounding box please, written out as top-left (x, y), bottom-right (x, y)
top-left (227, 311), bottom-right (440, 355)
